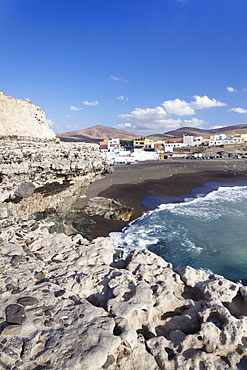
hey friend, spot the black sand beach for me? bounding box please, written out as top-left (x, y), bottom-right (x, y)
top-left (77, 159), bottom-right (247, 238)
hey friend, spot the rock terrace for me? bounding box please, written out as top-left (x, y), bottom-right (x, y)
top-left (1, 216), bottom-right (247, 369)
top-left (0, 139), bottom-right (110, 235)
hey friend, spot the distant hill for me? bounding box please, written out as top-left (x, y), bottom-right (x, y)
top-left (147, 124), bottom-right (247, 141)
top-left (57, 124), bottom-right (247, 143)
top-left (56, 125), bottom-right (138, 143)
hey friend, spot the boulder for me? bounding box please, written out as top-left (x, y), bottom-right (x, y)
top-left (83, 196), bottom-right (134, 221)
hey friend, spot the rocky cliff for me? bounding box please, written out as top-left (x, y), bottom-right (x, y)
top-left (1, 94), bottom-right (247, 369)
top-left (0, 92), bottom-right (55, 140)
top-left (0, 138), bottom-right (111, 235)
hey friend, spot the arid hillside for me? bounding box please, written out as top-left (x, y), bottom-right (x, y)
top-left (56, 125), bottom-right (138, 143)
top-left (147, 124), bottom-right (247, 141)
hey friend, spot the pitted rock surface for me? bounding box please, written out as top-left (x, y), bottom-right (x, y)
top-left (0, 137), bottom-right (110, 238)
top-left (1, 218), bottom-right (247, 369)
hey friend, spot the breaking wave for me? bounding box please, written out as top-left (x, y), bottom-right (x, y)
top-left (109, 182), bottom-right (247, 282)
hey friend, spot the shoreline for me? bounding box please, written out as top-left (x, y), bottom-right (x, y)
top-left (77, 159), bottom-right (247, 239)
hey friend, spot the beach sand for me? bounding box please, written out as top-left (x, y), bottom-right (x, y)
top-left (77, 159), bottom-right (247, 238)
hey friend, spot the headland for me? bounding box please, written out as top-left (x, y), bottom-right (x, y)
top-left (2, 93), bottom-right (247, 369)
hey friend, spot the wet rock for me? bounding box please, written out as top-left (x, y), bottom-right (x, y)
top-left (5, 304), bottom-right (26, 325)
top-left (54, 289), bottom-right (65, 297)
top-left (17, 297), bottom-right (38, 307)
top-left (83, 196), bottom-right (134, 221)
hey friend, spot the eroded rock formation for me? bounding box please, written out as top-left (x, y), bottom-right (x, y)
top-left (1, 217), bottom-right (247, 369)
top-left (0, 92), bottom-right (55, 140)
top-left (1, 93), bottom-right (247, 369)
top-left (0, 138), bottom-right (111, 234)
top-left (83, 196), bottom-right (134, 221)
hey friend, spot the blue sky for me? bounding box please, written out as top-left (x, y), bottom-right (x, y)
top-left (1, 0), bottom-right (247, 135)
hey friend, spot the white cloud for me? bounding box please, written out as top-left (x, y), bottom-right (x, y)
top-left (117, 106), bottom-right (181, 133)
top-left (183, 118), bottom-right (206, 127)
top-left (66, 124), bottom-right (78, 129)
top-left (65, 115), bottom-right (75, 118)
top-left (82, 100), bottom-right (99, 106)
top-left (117, 96), bottom-right (129, 101)
top-left (162, 95), bottom-right (226, 116)
top-left (228, 107), bottom-right (247, 114)
top-left (117, 95), bottom-right (226, 134)
top-left (210, 125), bottom-right (225, 129)
top-left (226, 86), bottom-right (237, 92)
top-left (111, 75), bottom-right (128, 82)
top-left (163, 99), bottom-right (195, 116)
top-left (70, 106), bottom-right (83, 111)
top-left (190, 95), bottom-right (227, 109)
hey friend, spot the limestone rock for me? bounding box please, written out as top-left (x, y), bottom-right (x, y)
top-left (0, 92), bottom-right (56, 140)
top-left (0, 138), bottom-right (110, 236)
top-left (1, 217), bottom-right (247, 369)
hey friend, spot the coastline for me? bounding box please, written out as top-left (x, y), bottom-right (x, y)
top-left (77, 159), bottom-right (247, 238)
top-left (3, 142), bottom-right (247, 368)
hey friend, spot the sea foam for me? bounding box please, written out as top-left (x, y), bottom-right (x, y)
top-left (109, 183), bottom-right (247, 281)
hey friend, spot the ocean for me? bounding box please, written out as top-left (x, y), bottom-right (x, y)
top-left (109, 179), bottom-right (247, 283)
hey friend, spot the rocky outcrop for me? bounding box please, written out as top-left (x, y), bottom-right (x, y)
top-left (0, 138), bottom-right (111, 234)
top-left (0, 92), bottom-right (56, 140)
top-left (1, 217), bottom-right (247, 369)
top-left (83, 196), bottom-right (134, 221)
top-left (2, 93), bottom-right (247, 369)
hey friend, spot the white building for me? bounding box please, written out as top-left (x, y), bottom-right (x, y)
top-left (210, 134), bottom-right (227, 141)
top-left (108, 138), bottom-right (120, 152)
top-left (183, 135), bottom-right (194, 146)
top-left (183, 135), bottom-right (204, 146)
top-left (208, 139), bottom-right (225, 146)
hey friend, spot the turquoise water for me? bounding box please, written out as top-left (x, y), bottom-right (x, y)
top-left (109, 180), bottom-right (247, 282)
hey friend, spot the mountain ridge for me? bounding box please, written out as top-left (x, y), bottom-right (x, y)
top-left (56, 124), bottom-right (247, 143)
top-left (56, 125), bottom-right (138, 143)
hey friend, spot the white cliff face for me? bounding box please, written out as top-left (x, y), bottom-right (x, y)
top-left (0, 92), bottom-right (56, 140)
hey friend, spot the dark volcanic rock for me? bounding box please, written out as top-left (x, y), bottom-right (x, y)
top-left (5, 304), bottom-right (26, 325)
top-left (83, 197), bottom-right (134, 221)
